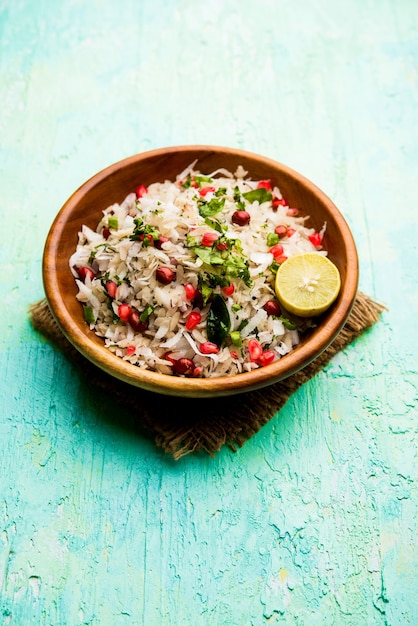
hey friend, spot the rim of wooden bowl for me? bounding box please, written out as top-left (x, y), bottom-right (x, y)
top-left (43, 145), bottom-right (359, 397)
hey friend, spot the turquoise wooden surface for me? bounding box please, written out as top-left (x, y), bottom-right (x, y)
top-left (1, 1), bottom-right (417, 624)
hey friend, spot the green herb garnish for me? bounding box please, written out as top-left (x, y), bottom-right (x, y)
top-left (279, 315), bottom-right (297, 330)
top-left (198, 196), bottom-right (225, 218)
top-left (130, 218), bottom-right (159, 246)
top-left (140, 305), bottom-right (154, 322)
top-left (242, 188), bottom-right (273, 204)
top-left (207, 294), bottom-right (231, 348)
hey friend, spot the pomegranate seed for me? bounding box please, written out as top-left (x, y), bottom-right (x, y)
top-left (128, 310), bottom-right (148, 333)
top-left (257, 180), bottom-right (272, 190)
top-left (190, 178), bottom-right (199, 188)
top-left (135, 185), bottom-right (148, 198)
top-left (102, 227), bottom-right (111, 240)
top-left (257, 180), bottom-right (271, 191)
top-left (191, 366), bottom-right (203, 377)
top-left (201, 232), bottom-right (219, 246)
top-left (172, 358), bottom-right (195, 376)
top-left (126, 345), bottom-right (136, 356)
top-left (140, 233), bottom-right (154, 245)
top-left (232, 210), bottom-right (251, 226)
top-left (184, 283), bottom-right (196, 301)
top-left (287, 228), bottom-right (296, 238)
top-left (77, 266), bottom-right (95, 282)
top-left (263, 300), bottom-right (281, 316)
top-left (105, 280), bottom-right (117, 298)
top-left (193, 289), bottom-right (205, 309)
top-left (185, 311), bottom-right (202, 330)
top-left (275, 254), bottom-right (288, 264)
top-left (118, 303), bottom-right (132, 321)
top-left (163, 352), bottom-right (177, 365)
top-left (308, 232), bottom-right (322, 247)
top-left (199, 342), bottom-right (220, 355)
top-left (269, 243), bottom-right (284, 259)
top-left (274, 225), bottom-right (288, 238)
top-left (155, 236), bottom-right (169, 250)
top-left (248, 338), bottom-right (263, 362)
top-left (216, 241), bottom-right (228, 250)
top-left (286, 208), bottom-right (299, 216)
top-left (156, 266), bottom-right (175, 284)
top-left (222, 283), bottom-right (235, 296)
top-left (257, 350), bottom-right (275, 366)
top-left (230, 351), bottom-right (239, 359)
top-left (272, 197), bottom-right (287, 209)
top-left (199, 186), bottom-right (216, 197)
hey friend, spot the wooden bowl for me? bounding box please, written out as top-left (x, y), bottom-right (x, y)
top-left (43, 146), bottom-right (358, 397)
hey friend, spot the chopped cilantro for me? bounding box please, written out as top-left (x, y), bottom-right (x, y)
top-left (279, 315), bottom-right (297, 330)
top-left (140, 305), bottom-right (154, 322)
top-left (130, 217), bottom-right (159, 245)
top-left (242, 188), bottom-right (273, 204)
top-left (198, 196), bottom-right (225, 218)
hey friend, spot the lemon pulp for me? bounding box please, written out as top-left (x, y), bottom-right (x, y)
top-left (275, 253), bottom-right (341, 317)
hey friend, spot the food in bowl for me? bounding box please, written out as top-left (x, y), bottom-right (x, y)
top-left (69, 162), bottom-right (340, 378)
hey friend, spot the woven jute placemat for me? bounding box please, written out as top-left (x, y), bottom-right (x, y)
top-left (29, 292), bottom-right (385, 459)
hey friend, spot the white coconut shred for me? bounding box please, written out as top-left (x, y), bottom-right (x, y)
top-left (69, 164), bottom-right (327, 378)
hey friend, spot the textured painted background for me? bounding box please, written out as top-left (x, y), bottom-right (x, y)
top-left (1, 1), bottom-right (418, 624)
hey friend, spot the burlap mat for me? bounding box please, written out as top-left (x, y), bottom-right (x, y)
top-left (29, 292), bottom-right (385, 459)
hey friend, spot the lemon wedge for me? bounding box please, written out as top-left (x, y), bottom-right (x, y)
top-left (275, 253), bottom-right (341, 317)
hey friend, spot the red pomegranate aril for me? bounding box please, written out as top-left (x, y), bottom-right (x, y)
top-left (117, 303), bottom-right (132, 321)
top-left (272, 197), bottom-right (287, 209)
top-left (263, 300), bottom-right (281, 316)
top-left (128, 310), bottom-right (148, 333)
top-left (199, 342), bottom-right (220, 355)
top-left (286, 208), bottom-right (299, 217)
top-left (163, 352), bottom-right (177, 365)
top-left (230, 351), bottom-right (239, 359)
top-left (216, 241), bottom-right (228, 250)
top-left (135, 184), bottom-right (148, 198)
top-left (140, 233), bottom-right (154, 245)
top-left (77, 266), bottom-right (95, 282)
top-left (185, 311), bottom-right (201, 331)
top-left (199, 186), bottom-right (216, 197)
top-left (248, 338), bottom-right (263, 362)
top-left (156, 266), bottom-right (175, 284)
top-left (102, 227), bottom-right (111, 240)
top-left (201, 232), bottom-right (219, 246)
top-left (257, 180), bottom-right (271, 190)
top-left (287, 228), bottom-right (296, 238)
top-left (274, 225), bottom-right (288, 238)
top-left (191, 366), bottom-right (203, 377)
top-left (193, 289), bottom-right (205, 309)
top-left (275, 254), bottom-right (288, 264)
top-left (222, 283), bottom-right (235, 296)
top-left (126, 345), bottom-right (136, 356)
top-left (172, 358), bottom-right (195, 376)
top-left (232, 210), bottom-right (251, 226)
top-left (269, 243), bottom-right (284, 259)
top-left (184, 283), bottom-right (196, 301)
top-left (155, 236), bottom-right (169, 250)
top-left (308, 232), bottom-right (323, 247)
top-left (105, 280), bottom-right (117, 298)
top-left (257, 350), bottom-right (275, 366)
